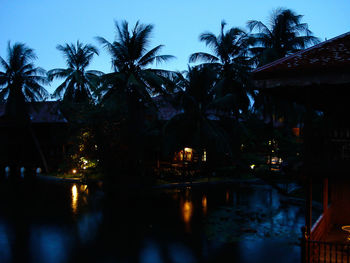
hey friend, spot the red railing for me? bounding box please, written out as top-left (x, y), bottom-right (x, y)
top-left (302, 239), bottom-right (350, 263)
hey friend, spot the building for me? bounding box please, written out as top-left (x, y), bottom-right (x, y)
top-left (0, 101), bottom-right (68, 176)
top-left (253, 32), bottom-right (350, 262)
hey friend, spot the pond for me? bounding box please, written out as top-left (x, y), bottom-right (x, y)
top-left (0, 179), bottom-right (320, 263)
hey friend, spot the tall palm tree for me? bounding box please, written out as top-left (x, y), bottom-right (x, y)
top-left (248, 9), bottom-right (319, 167)
top-left (163, 65), bottom-right (232, 165)
top-left (96, 20), bottom-right (176, 175)
top-left (247, 8), bottom-right (320, 66)
top-left (0, 42), bottom-right (48, 120)
top-left (96, 20), bottom-right (176, 106)
top-left (0, 42), bottom-right (49, 172)
top-left (189, 21), bottom-right (252, 118)
top-left (48, 41), bottom-right (103, 103)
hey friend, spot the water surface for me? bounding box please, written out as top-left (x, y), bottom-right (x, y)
top-left (0, 180), bottom-right (319, 263)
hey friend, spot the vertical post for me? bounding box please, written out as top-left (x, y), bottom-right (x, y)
top-left (323, 177), bottom-right (329, 226)
top-left (301, 226), bottom-right (307, 263)
top-left (306, 177), bottom-right (313, 238)
top-left (304, 89), bottom-right (313, 239)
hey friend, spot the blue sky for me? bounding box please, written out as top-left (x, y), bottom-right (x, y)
top-left (1, 0), bottom-right (349, 94)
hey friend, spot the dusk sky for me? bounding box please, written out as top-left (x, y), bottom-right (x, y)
top-left (1, 0), bottom-right (349, 93)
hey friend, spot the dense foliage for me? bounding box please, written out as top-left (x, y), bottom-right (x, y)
top-left (0, 8), bottom-right (318, 180)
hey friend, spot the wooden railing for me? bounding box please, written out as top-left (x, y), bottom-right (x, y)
top-left (302, 239), bottom-right (350, 263)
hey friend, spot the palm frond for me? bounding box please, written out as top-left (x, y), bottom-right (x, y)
top-left (189, 52), bottom-right (219, 63)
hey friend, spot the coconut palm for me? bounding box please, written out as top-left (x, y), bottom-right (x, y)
top-left (247, 8), bottom-right (320, 66)
top-left (48, 41), bottom-right (102, 103)
top-left (96, 20), bottom-right (176, 106)
top-left (96, 20), bottom-right (176, 175)
top-left (189, 21), bottom-right (252, 118)
top-left (249, 9), bottom-right (320, 137)
top-left (0, 42), bottom-right (48, 120)
top-left (0, 42), bottom-right (49, 172)
top-left (163, 65), bottom-right (232, 165)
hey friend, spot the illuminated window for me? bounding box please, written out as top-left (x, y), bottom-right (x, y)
top-left (174, 147), bottom-right (194, 162)
top-left (202, 149), bottom-right (207, 162)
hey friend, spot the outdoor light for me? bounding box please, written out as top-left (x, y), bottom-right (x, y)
top-left (202, 150), bottom-right (207, 162)
top-left (250, 164), bottom-right (256, 170)
top-left (72, 169), bottom-right (77, 174)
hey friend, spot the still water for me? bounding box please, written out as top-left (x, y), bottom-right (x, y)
top-left (0, 180), bottom-right (318, 263)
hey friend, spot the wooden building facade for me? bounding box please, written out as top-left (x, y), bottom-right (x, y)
top-left (254, 32), bottom-right (350, 262)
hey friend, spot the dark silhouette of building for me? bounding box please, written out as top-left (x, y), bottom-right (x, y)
top-left (254, 32), bottom-right (350, 262)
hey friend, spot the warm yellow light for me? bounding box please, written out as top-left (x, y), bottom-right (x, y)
top-left (250, 164), bottom-right (256, 170)
top-left (179, 147), bottom-right (193, 161)
top-left (72, 169), bottom-right (77, 174)
top-left (202, 150), bottom-right (207, 162)
top-left (182, 200), bottom-right (193, 224)
top-left (202, 195), bottom-right (207, 215)
top-left (71, 184), bottom-right (78, 214)
top-left (80, 184), bottom-right (88, 192)
top-left (202, 195), bottom-right (207, 208)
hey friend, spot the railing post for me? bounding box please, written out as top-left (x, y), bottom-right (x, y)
top-left (301, 226), bottom-right (307, 263)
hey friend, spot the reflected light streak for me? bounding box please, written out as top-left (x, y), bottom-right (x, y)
top-left (80, 184), bottom-right (88, 194)
top-left (71, 184), bottom-right (78, 214)
top-left (182, 201), bottom-right (193, 224)
top-left (202, 195), bottom-right (207, 216)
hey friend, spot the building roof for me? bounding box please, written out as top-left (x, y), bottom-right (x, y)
top-left (153, 95), bottom-right (221, 121)
top-left (152, 95), bottom-right (183, 120)
top-left (254, 32), bottom-right (350, 79)
top-left (0, 101), bottom-right (67, 123)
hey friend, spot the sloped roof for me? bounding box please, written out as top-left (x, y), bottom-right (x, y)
top-left (254, 32), bottom-right (350, 79)
top-left (153, 95), bottom-right (221, 121)
top-left (0, 101), bottom-right (67, 123)
top-left (152, 95), bottom-right (183, 120)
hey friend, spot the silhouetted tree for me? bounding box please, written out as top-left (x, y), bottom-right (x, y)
top-left (189, 21), bottom-right (252, 118)
top-left (163, 66), bottom-right (232, 167)
top-left (248, 8), bottom-right (319, 66)
top-left (48, 41), bottom-right (102, 103)
top-left (0, 42), bottom-right (49, 172)
top-left (0, 42), bottom-right (48, 120)
top-left (96, 20), bottom-right (176, 178)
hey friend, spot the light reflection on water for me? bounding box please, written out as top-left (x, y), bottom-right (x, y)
top-left (30, 226), bottom-right (71, 263)
top-left (71, 184), bottom-right (78, 214)
top-left (181, 200), bottom-right (193, 229)
top-left (202, 195), bottom-right (207, 216)
top-left (0, 181), bottom-right (316, 263)
top-left (71, 184), bottom-right (89, 214)
top-left (0, 220), bottom-right (11, 263)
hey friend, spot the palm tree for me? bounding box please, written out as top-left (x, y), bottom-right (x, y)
top-left (0, 42), bottom-right (48, 120)
top-left (96, 20), bottom-right (176, 106)
top-left (48, 41), bottom-right (103, 103)
top-left (163, 65), bottom-right (232, 167)
top-left (249, 8), bottom-right (319, 133)
top-left (96, 20), bottom-right (176, 176)
top-left (247, 8), bottom-right (320, 66)
top-left (189, 21), bottom-right (252, 118)
top-left (0, 42), bottom-right (49, 172)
